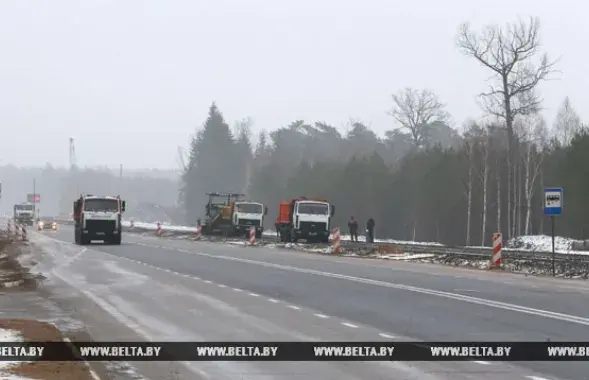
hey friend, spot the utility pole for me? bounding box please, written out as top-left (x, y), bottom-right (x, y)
top-left (33, 178), bottom-right (36, 219)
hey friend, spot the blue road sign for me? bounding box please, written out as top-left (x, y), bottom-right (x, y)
top-left (544, 187), bottom-right (563, 216)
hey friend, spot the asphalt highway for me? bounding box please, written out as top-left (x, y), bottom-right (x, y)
top-left (32, 226), bottom-right (589, 380)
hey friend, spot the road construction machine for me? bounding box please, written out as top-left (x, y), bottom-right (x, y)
top-left (275, 197), bottom-right (334, 243)
top-left (200, 192), bottom-right (267, 238)
top-left (13, 202), bottom-right (35, 226)
top-left (73, 194), bottom-right (126, 245)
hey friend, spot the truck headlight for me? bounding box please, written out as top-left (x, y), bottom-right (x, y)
top-left (38, 222), bottom-right (44, 228)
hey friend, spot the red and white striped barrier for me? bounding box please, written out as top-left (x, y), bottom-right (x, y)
top-left (156, 222), bottom-right (162, 236)
top-left (21, 225), bottom-right (27, 241)
top-left (491, 232), bottom-right (502, 268)
top-left (195, 225), bottom-right (202, 241)
top-left (15, 224), bottom-right (21, 239)
top-left (331, 227), bottom-right (341, 253)
top-left (249, 226), bottom-right (256, 246)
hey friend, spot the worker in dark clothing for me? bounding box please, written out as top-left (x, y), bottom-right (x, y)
top-left (348, 216), bottom-right (358, 242)
top-left (366, 218), bottom-right (375, 243)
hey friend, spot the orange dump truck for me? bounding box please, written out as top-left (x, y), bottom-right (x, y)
top-left (274, 197), bottom-right (334, 243)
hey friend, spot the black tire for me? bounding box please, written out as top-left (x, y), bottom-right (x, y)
top-left (111, 234), bottom-right (122, 245)
top-left (80, 235), bottom-right (90, 245)
top-left (290, 228), bottom-right (297, 243)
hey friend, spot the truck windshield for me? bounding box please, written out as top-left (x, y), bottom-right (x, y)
top-left (15, 205), bottom-right (33, 211)
top-left (297, 203), bottom-right (329, 215)
top-left (84, 199), bottom-right (119, 212)
top-left (236, 203), bottom-right (263, 214)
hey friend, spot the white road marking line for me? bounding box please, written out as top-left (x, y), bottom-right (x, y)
top-left (314, 313), bottom-right (329, 319)
top-left (287, 305), bottom-right (300, 310)
top-left (217, 284), bottom-right (227, 288)
top-left (249, 292), bottom-right (259, 297)
top-left (473, 360), bottom-right (491, 365)
top-left (379, 333), bottom-right (395, 339)
top-left (203, 280), bottom-right (212, 284)
top-left (525, 376), bottom-right (551, 380)
top-left (342, 322), bottom-right (358, 328)
top-left (268, 298), bottom-right (279, 303)
top-left (153, 249), bottom-right (589, 326)
top-left (233, 288), bottom-right (243, 292)
top-left (63, 337), bottom-right (102, 380)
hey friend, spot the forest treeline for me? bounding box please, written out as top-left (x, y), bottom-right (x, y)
top-left (179, 17), bottom-right (589, 245)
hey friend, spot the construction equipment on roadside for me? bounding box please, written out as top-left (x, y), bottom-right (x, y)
top-left (275, 197), bottom-right (334, 243)
top-left (199, 193), bottom-right (267, 238)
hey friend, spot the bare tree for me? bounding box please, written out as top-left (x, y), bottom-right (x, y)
top-left (477, 127), bottom-right (491, 246)
top-left (389, 88), bottom-right (450, 148)
top-left (495, 155), bottom-right (502, 234)
top-left (554, 96), bottom-right (582, 146)
top-left (517, 115), bottom-right (547, 234)
top-left (464, 121), bottom-right (491, 246)
top-left (457, 16), bottom-right (557, 237)
top-left (462, 138), bottom-right (475, 246)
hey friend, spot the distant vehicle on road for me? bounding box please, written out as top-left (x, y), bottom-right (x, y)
top-left (37, 217), bottom-right (58, 231)
top-left (14, 202), bottom-right (35, 226)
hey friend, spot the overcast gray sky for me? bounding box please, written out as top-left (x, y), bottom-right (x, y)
top-left (0, 0), bottom-right (586, 169)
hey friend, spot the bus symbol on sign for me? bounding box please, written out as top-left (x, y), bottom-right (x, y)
top-left (544, 187), bottom-right (563, 216)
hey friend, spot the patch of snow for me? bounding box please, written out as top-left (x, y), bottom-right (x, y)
top-left (122, 219), bottom-right (589, 256)
top-left (0, 329), bottom-right (35, 380)
top-left (506, 235), bottom-right (589, 255)
top-left (379, 253), bottom-right (436, 260)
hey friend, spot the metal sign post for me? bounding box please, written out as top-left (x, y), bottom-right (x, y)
top-left (543, 187), bottom-right (563, 277)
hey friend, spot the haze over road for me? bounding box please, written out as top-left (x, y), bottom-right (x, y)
top-left (32, 226), bottom-right (589, 380)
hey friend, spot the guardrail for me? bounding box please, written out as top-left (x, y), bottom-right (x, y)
top-left (54, 219), bottom-right (589, 261)
top-left (52, 219), bottom-right (589, 277)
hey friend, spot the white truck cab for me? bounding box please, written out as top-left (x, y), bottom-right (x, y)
top-left (232, 201), bottom-right (267, 238)
top-left (276, 198), bottom-right (335, 243)
top-left (14, 203), bottom-right (35, 226)
top-left (294, 201), bottom-right (332, 241)
top-left (74, 195), bottom-right (126, 245)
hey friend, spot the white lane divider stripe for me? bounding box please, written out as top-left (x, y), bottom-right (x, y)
top-left (152, 248), bottom-right (589, 326)
top-left (341, 322), bottom-right (358, 328)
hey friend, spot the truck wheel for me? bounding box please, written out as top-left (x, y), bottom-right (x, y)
top-left (255, 230), bottom-right (262, 239)
top-left (80, 235), bottom-right (90, 245)
top-left (290, 228), bottom-right (297, 243)
top-left (111, 235), bottom-right (122, 245)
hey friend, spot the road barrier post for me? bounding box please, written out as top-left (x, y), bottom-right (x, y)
top-left (195, 225), bottom-right (202, 241)
top-left (156, 222), bottom-right (162, 236)
top-left (331, 227), bottom-right (341, 253)
top-left (491, 232), bottom-right (502, 269)
top-left (249, 226), bottom-right (255, 246)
